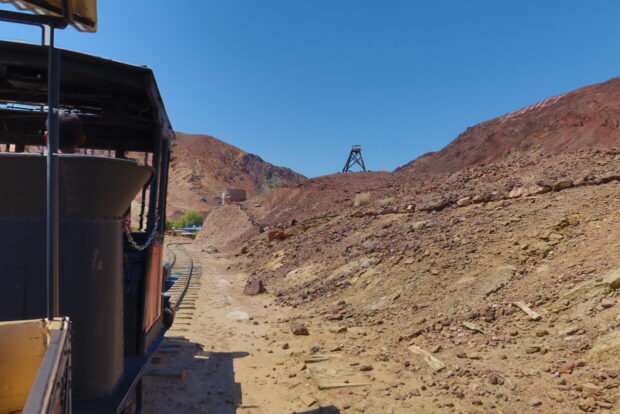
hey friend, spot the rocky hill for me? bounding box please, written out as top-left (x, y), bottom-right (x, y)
top-left (166, 132), bottom-right (305, 218)
top-left (189, 75), bottom-right (620, 412)
top-left (399, 77), bottom-right (620, 174)
top-left (196, 149), bottom-right (620, 412)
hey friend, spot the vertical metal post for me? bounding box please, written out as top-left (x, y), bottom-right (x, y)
top-left (45, 25), bottom-right (60, 318)
top-left (157, 143), bottom-right (170, 233)
top-left (147, 134), bottom-right (162, 235)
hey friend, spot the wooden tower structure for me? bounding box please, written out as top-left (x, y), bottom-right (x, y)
top-left (342, 145), bottom-right (366, 172)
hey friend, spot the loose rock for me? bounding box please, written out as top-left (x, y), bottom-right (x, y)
top-left (243, 279), bottom-right (266, 295)
top-left (291, 323), bottom-right (309, 335)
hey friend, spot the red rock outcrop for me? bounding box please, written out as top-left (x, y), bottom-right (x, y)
top-left (399, 77), bottom-right (620, 174)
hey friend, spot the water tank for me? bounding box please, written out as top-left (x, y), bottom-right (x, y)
top-left (0, 153), bottom-right (153, 403)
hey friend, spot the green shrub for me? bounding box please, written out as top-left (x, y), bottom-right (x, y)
top-left (165, 211), bottom-right (205, 230)
top-left (168, 210), bottom-right (204, 229)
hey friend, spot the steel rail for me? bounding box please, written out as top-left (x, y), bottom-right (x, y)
top-left (165, 242), bottom-right (194, 309)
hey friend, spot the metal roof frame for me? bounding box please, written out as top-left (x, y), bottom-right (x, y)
top-left (0, 40), bottom-right (174, 152)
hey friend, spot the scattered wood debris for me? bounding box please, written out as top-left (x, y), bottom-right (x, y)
top-left (304, 354), bottom-right (339, 363)
top-left (513, 301), bottom-right (542, 321)
top-left (299, 394), bottom-right (317, 407)
top-left (409, 344), bottom-right (446, 371)
top-left (146, 369), bottom-right (186, 379)
top-left (462, 321), bottom-right (484, 333)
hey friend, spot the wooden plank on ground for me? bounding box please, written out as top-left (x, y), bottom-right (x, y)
top-left (462, 321), bottom-right (484, 333)
top-left (146, 369), bottom-right (186, 379)
top-left (513, 301), bottom-right (542, 321)
top-left (409, 344), bottom-right (446, 371)
top-left (304, 354), bottom-right (339, 363)
top-left (317, 382), bottom-right (370, 390)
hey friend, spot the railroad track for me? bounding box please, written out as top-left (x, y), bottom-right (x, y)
top-left (164, 242), bottom-right (202, 331)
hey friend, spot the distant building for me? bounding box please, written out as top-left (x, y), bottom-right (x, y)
top-left (222, 189), bottom-right (246, 204)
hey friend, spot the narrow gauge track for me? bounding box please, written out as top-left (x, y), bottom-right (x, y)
top-left (165, 242), bottom-right (201, 310)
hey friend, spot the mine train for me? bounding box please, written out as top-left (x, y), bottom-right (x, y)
top-left (0, 3), bottom-right (175, 413)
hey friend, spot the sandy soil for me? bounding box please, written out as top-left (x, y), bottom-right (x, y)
top-left (143, 247), bottom-right (347, 414)
top-left (143, 150), bottom-right (620, 414)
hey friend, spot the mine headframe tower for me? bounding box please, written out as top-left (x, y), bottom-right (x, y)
top-left (342, 145), bottom-right (366, 173)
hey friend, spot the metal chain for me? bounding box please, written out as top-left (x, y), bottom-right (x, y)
top-left (125, 214), bottom-right (160, 251)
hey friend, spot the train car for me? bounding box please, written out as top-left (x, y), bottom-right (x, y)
top-left (0, 3), bottom-right (174, 412)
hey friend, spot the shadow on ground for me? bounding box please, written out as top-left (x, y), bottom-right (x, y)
top-left (144, 336), bottom-right (343, 414)
top-left (143, 336), bottom-right (249, 413)
top-left (292, 406), bottom-right (341, 414)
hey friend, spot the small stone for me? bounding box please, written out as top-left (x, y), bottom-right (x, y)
top-left (552, 179), bottom-right (574, 191)
top-left (559, 361), bottom-right (576, 374)
top-left (328, 326), bottom-right (348, 333)
top-left (526, 346), bottom-right (541, 354)
top-left (530, 397), bottom-right (542, 407)
top-left (601, 298), bottom-right (616, 308)
top-left (536, 330), bottom-right (549, 337)
top-left (360, 365), bottom-right (374, 372)
top-left (508, 187), bottom-right (527, 198)
top-left (457, 197), bottom-right (473, 207)
top-left (488, 373), bottom-right (501, 385)
top-left (291, 323), bottom-right (309, 335)
top-left (483, 308), bottom-right (496, 322)
top-left (282, 343), bottom-right (290, 350)
top-left (243, 279), bottom-right (266, 296)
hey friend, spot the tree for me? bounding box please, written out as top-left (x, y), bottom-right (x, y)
top-left (169, 210), bottom-right (204, 229)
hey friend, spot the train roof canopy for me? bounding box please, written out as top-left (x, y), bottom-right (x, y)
top-left (0, 0), bottom-right (97, 32)
top-left (0, 41), bottom-right (174, 152)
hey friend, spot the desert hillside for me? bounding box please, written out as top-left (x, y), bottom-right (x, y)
top-left (155, 77), bottom-right (620, 413)
top-left (194, 149), bottom-right (620, 412)
top-left (166, 132), bottom-right (305, 218)
top-left (399, 76), bottom-right (620, 174)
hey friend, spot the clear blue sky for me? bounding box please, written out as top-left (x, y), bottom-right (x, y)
top-left (2, 1), bottom-right (620, 177)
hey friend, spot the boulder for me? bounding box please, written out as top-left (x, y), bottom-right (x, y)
top-left (243, 279), bottom-right (266, 295)
top-left (508, 187), bottom-right (527, 198)
top-left (291, 323), bottom-right (309, 335)
top-left (529, 184), bottom-right (551, 195)
top-left (552, 179), bottom-right (574, 191)
top-left (418, 197), bottom-right (455, 212)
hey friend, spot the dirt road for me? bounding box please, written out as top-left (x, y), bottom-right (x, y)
top-left (143, 247), bottom-right (349, 414)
